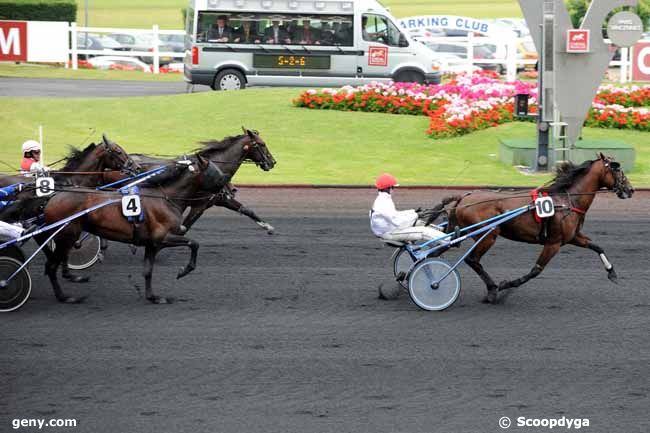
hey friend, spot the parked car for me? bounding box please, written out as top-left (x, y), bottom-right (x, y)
top-left (423, 41), bottom-right (500, 72)
top-left (158, 34), bottom-right (185, 53)
top-left (108, 32), bottom-right (176, 65)
top-left (87, 56), bottom-right (152, 72)
top-left (76, 34), bottom-right (126, 59)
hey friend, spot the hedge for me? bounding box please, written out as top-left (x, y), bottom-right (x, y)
top-left (0, 0), bottom-right (76, 23)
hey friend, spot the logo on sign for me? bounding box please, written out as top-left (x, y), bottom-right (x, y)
top-left (566, 29), bottom-right (590, 53)
top-left (368, 46), bottom-right (388, 66)
top-left (0, 21), bottom-right (27, 62)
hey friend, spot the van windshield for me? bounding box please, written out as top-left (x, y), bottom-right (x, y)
top-left (196, 12), bottom-right (354, 46)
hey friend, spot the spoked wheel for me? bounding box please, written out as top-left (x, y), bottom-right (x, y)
top-left (392, 247), bottom-right (416, 290)
top-left (52, 233), bottom-right (102, 270)
top-left (0, 257), bottom-right (32, 312)
top-left (408, 258), bottom-right (461, 311)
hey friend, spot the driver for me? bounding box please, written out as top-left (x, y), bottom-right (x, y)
top-left (0, 184), bottom-right (25, 239)
top-left (370, 173), bottom-right (445, 243)
top-left (20, 140), bottom-right (49, 175)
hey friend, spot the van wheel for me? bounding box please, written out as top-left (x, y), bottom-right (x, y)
top-left (214, 69), bottom-right (246, 91)
top-left (394, 70), bottom-right (424, 84)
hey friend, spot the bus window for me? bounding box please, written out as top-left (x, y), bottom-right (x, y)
top-left (195, 12), bottom-right (353, 46)
top-left (362, 14), bottom-right (405, 47)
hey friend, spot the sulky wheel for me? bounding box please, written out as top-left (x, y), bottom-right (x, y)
top-left (52, 233), bottom-right (103, 270)
top-left (391, 247), bottom-right (416, 290)
top-left (67, 233), bottom-right (102, 270)
top-left (0, 257), bottom-right (32, 312)
top-left (408, 258), bottom-right (461, 311)
top-left (1, 244), bottom-right (26, 264)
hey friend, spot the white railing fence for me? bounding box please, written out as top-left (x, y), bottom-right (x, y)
top-left (68, 24), bottom-right (185, 74)
top-left (66, 23), bottom-right (639, 81)
top-left (415, 35), bottom-right (636, 84)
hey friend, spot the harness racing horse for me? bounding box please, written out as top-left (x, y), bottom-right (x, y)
top-left (441, 154), bottom-right (634, 304)
top-left (122, 129), bottom-right (277, 233)
top-left (40, 155), bottom-right (227, 304)
top-left (0, 135), bottom-right (139, 281)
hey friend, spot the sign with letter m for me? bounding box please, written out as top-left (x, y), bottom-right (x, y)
top-left (0, 21), bottom-right (27, 61)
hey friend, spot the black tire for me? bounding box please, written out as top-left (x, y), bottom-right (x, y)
top-left (394, 70), bottom-right (425, 84)
top-left (0, 244), bottom-right (26, 263)
top-left (213, 69), bottom-right (246, 91)
top-left (0, 257), bottom-right (31, 312)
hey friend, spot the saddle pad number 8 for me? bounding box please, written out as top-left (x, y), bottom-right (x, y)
top-left (35, 177), bottom-right (55, 197)
top-left (121, 195), bottom-right (142, 218)
top-left (535, 196), bottom-right (555, 218)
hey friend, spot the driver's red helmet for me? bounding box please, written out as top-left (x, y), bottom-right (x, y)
top-left (375, 173), bottom-right (398, 190)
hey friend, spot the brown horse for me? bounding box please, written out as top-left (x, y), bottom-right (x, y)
top-left (440, 154), bottom-right (634, 304)
top-left (105, 128), bottom-right (277, 232)
top-left (0, 135), bottom-right (139, 281)
top-left (40, 155), bottom-right (226, 304)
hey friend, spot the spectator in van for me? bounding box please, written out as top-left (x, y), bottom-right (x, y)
top-left (293, 20), bottom-right (321, 45)
top-left (234, 21), bottom-right (260, 43)
top-left (264, 21), bottom-right (291, 44)
top-left (335, 22), bottom-right (353, 45)
top-left (208, 15), bottom-right (233, 42)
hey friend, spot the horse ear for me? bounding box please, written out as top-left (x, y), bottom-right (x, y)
top-left (102, 134), bottom-right (109, 145)
top-left (241, 126), bottom-right (247, 134)
top-left (196, 153), bottom-right (208, 169)
top-left (598, 152), bottom-right (606, 160)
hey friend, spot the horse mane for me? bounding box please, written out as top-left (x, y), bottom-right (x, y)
top-left (541, 160), bottom-right (595, 193)
top-left (195, 134), bottom-right (245, 154)
top-left (61, 143), bottom-right (98, 171)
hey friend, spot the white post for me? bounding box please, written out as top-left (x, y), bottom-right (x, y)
top-left (38, 125), bottom-right (44, 165)
top-left (466, 33), bottom-right (474, 74)
top-left (506, 38), bottom-right (517, 82)
top-left (152, 24), bottom-right (160, 74)
top-left (620, 47), bottom-right (629, 84)
top-left (70, 22), bottom-right (78, 70)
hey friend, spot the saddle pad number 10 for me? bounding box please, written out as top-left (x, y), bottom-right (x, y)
top-left (35, 177), bottom-right (55, 197)
top-left (535, 196), bottom-right (555, 218)
top-left (121, 195), bottom-right (142, 218)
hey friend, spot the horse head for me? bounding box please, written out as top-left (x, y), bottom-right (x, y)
top-left (100, 134), bottom-right (140, 176)
top-left (241, 127), bottom-right (276, 172)
top-left (596, 153), bottom-right (634, 199)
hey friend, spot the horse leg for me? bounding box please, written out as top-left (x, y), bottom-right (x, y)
top-left (157, 233), bottom-right (199, 279)
top-left (570, 232), bottom-right (618, 284)
top-left (220, 196), bottom-right (275, 234)
top-left (182, 203), bottom-right (210, 231)
top-left (464, 231), bottom-right (499, 303)
top-left (142, 245), bottom-right (169, 304)
top-left (498, 242), bottom-right (561, 292)
top-left (42, 238), bottom-right (87, 304)
top-left (61, 260), bottom-right (90, 283)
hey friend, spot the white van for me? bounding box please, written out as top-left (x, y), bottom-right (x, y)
top-left (184, 0), bottom-right (442, 90)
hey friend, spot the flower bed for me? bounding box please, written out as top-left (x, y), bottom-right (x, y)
top-left (294, 74), bottom-right (650, 138)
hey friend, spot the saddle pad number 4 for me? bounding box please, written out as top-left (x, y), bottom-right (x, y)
top-left (535, 196), bottom-right (555, 218)
top-left (121, 195), bottom-right (142, 218)
top-left (35, 177), bottom-right (55, 197)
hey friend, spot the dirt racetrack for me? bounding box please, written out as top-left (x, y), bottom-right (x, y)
top-left (2, 188), bottom-right (649, 433)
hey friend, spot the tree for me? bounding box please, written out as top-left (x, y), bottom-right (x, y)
top-left (566, 0), bottom-right (650, 31)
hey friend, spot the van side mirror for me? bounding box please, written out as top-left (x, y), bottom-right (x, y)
top-left (398, 34), bottom-right (409, 47)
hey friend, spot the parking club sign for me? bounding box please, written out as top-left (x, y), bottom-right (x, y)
top-left (567, 29), bottom-right (590, 53)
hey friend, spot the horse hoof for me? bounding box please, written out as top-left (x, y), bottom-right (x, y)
top-left (177, 266), bottom-right (194, 279)
top-left (147, 296), bottom-right (173, 304)
top-left (482, 291), bottom-right (498, 304)
top-left (63, 296), bottom-right (87, 304)
top-left (64, 275), bottom-right (90, 283)
top-left (608, 270), bottom-right (619, 284)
